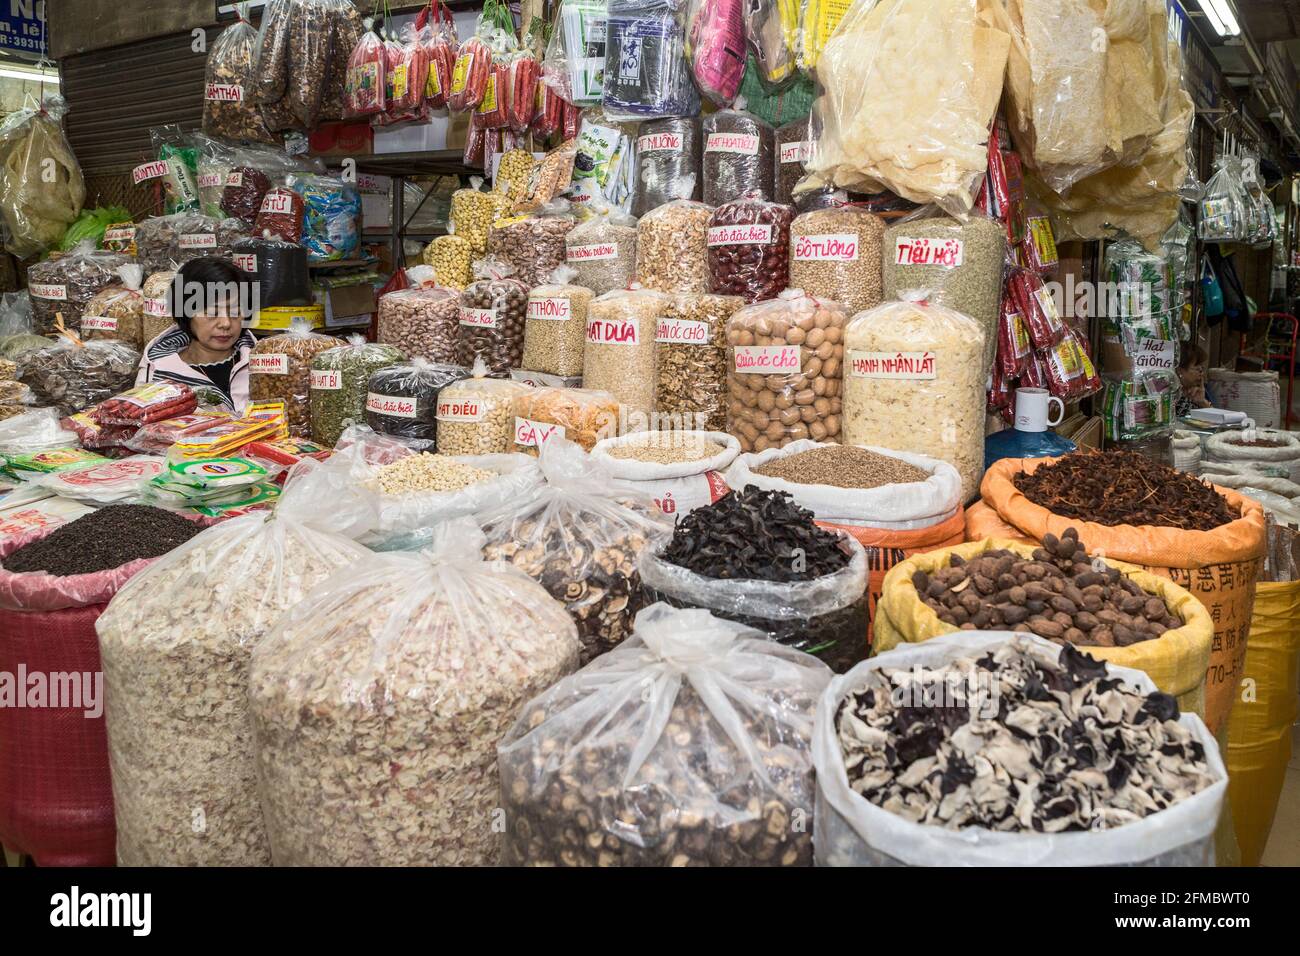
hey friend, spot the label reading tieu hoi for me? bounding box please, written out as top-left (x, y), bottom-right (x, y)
top-left (780, 141), bottom-right (811, 164)
top-left (637, 131), bottom-right (684, 153)
top-left (586, 317), bottom-right (640, 346)
top-left (310, 369), bottom-right (342, 391)
top-left (179, 233), bottom-right (218, 251)
top-left (81, 315), bottom-right (119, 332)
top-left (132, 160), bottom-right (168, 185)
top-left (29, 283), bottom-right (67, 300)
top-left (250, 354), bottom-right (289, 375)
top-left (515, 417), bottom-right (565, 448)
top-left (459, 307), bottom-right (498, 329)
top-left (793, 233), bottom-right (859, 261)
top-left (733, 344), bottom-right (801, 373)
top-left (436, 397), bottom-right (484, 422)
top-left (656, 317), bottom-right (709, 345)
top-left (894, 236), bottom-right (965, 268)
top-left (527, 297), bottom-right (571, 321)
top-left (707, 224), bottom-right (774, 246)
top-left (567, 242), bottom-right (619, 262)
top-left (848, 350), bottom-right (937, 379)
top-left (205, 83), bottom-right (244, 102)
top-left (367, 393), bottom-right (417, 418)
top-left (706, 132), bottom-right (759, 155)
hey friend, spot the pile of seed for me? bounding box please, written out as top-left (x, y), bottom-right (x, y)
top-left (1013, 451), bottom-right (1238, 531)
top-left (661, 487), bottom-right (850, 582)
top-left (4, 505), bottom-right (202, 576)
top-left (364, 454), bottom-right (496, 496)
top-left (607, 437), bottom-right (725, 465)
top-left (756, 445), bottom-right (930, 489)
top-left (912, 528), bottom-right (1183, 648)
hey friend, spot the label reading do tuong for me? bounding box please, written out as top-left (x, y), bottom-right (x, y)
top-left (847, 350), bottom-right (937, 380)
top-left (793, 233), bottom-right (859, 261)
top-left (733, 344), bottom-right (801, 373)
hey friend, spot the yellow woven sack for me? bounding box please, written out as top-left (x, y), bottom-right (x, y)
top-left (874, 537), bottom-right (1214, 716)
top-left (1227, 580), bottom-right (1300, 866)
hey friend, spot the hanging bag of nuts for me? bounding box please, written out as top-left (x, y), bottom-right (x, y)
top-left (203, 7), bottom-right (280, 144)
top-left (480, 437), bottom-right (674, 664)
top-left (456, 257), bottom-right (529, 374)
top-left (249, 518), bottom-right (579, 865)
top-left (248, 318), bottom-right (339, 436)
top-left (564, 205), bottom-right (638, 295)
top-left (421, 229), bottom-right (473, 290)
top-left (94, 474), bottom-right (370, 865)
top-left (449, 177), bottom-right (512, 255)
top-left (498, 601), bottom-right (829, 866)
top-left (309, 335), bottom-right (405, 447)
top-left (81, 264), bottom-right (145, 350)
top-left (522, 266), bottom-right (594, 377)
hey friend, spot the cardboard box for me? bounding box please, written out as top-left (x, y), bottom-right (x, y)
top-left (322, 283), bottom-right (376, 329)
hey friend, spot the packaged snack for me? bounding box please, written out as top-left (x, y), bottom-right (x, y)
top-left (285, 173), bottom-right (360, 261)
top-left (543, 0), bottom-right (607, 104)
top-left (96, 383), bottom-right (197, 427)
top-left (686, 0), bottom-right (747, 107)
top-left (602, 0), bottom-right (700, 121)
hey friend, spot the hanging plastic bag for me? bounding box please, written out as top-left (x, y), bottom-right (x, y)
top-left (150, 125), bottom-right (201, 215)
top-left (634, 116), bottom-right (701, 216)
top-left (687, 0), bottom-right (746, 107)
top-left (343, 20), bottom-right (387, 118)
top-left (744, 0), bottom-right (799, 88)
top-left (479, 437), bottom-right (674, 664)
top-left (543, 0), bottom-right (607, 105)
top-left (388, 22), bottom-right (431, 118)
top-left (203, 9), bottom-right (280, 144)
top-left (447, 1), bottom-right (499, 112)
top-left (507, 18), bottom-right (545, 133)
top-left (0, 96), bottom-right (85, 258)
top-left (499, 601), bottom-right (828, 866)
top-left (421, 3), bottom-right (458, 109)
top-left (602, 0), bottom-right (699, 121)
top-left (1198, 155), bottom-right (1248, 242)
top-left (320, 0), bottom-right (366, 123)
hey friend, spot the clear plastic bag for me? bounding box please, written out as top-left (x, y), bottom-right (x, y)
top-left (1198, 156), bottom-right (1248, 243)
top-left (745, 0), bottom-right (799, 88)
top-left (320, 0), bottom-right (365, 123)
top-left (249, 518), bottom-right (578, 866)
top-left (252, 0), bottom-right (293, 122)
top-left (841, 293), bottom-right (987, 502)
top-left (543, 0), bottom-right (608, 105)
top-left (421, 233), bottom-right (473, 289)
top-left (563, 210), bottom-right (637, 294)
top-left (480, 437), bottom-right (674, 664)
top-left (80, 264), bottom-right (145, 349)
top-left (26, 242), bottom-right (130, 336)
top-left (135, 212), bottom-right (251, 275)
top-left (633, 116), bottom-right (702, 216)
top-left (151, 125), bottom-right (201, 215)
top-left (17, 338), bottom-right (140, 416)
top-left (640, 524), bottom-right (869, 673)
top-left (248, 320), bottom-right (339, 436)
top-left (789, 205), bottom-right (886, 316)
top-left (422, 5), bottom-right (458, 109)
top-left (309, 337), bottom-right (405, 447)
top-left (726, 289), bottom-right (848, 452)
top-left (194, 135), bottom-right (235, 218)
top-left (702, 108), bottom-right (775, 206)
top-left (435, 361), bottom-right (533, 455)
top-left (523, 276), bottom-right (594, 377)
top-left (449, 180), bottom-right (512, 255)
top-left (512, 386), bottom-right (619, 454)
top-left (141, 271), bottom-right (178, 346)
top-left (343, 22), bottom-right (387, 119)
top-left (456, 259), bottom-right (529, 374)
top-left (635, 199), bottom-right (711, 293)
top-left (203, 14), bottom-right (279, 144)
top-left (447, 9), bottom-right (496, 112)
top-left (376, 286), bottom-right (460, 364)
top-left (584, 287), bottom-right (667, 415)
top-left (253, 186), bottom-right (305, 243)
top-left (94, 468), bottom-right (370, 866)
top-left (0, 96), bottom-right (85, 258)
top-left (364, 359), bottom-right (467, 451)
top-left (507, 22), bottom-right (543, 133)
top-left (655, 292), bottom-right (743, 433)
top-left (802, 0), bottom-right (1011, 216)
top-left (602, 0), bottom-right (700, 121)
top-left (707, 195), bottom-right (793, 304)
top-left (686, 0), bottom-right (747, 107)
top-left (388, 22), bottom-right (431, 117)
top-left (285, 173), bottom-right (360, 262)
top-left (498, 601), bottom-right (829, 866)
top-left (0, 407), bottom-right (79, 457)
top-left (487, 204), bottom-right (577, 286)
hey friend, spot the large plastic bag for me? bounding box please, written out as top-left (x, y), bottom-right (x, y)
top-left (479, 437), bottom-right (674, 665)
top-left (744, 0), bottom-right (799, 89)
top-left (800, 0), bottom-right (1010, 216)
top-left (309, 337), bottom-right (404, 448)
top-left (18, 338), bottom-right (140, 416)
top-left (94, 464), bottom-right (370, 865)
top-left (248, 320), bottom-right (338, 436)
top-left (203, 14), bottom-right (279, 144)
top-left (0, 408), bottom-right (78, 457)
top-left (0, 96), bottom-right (85, 258)
top-left (250, 518), bottom-right (579, 865)
top-left (26, 241), bottom-right (130, 336)
top-left (634, 116), bottom-right (702, 216)
top-left (813, 631), bottom-right (1227, 866)
top-left (285, 173), bottom-right (360, 262)
top-left (1198, 156), bottom-right (1249, 243)
top-left (499, 601), bottom-right (829, 866)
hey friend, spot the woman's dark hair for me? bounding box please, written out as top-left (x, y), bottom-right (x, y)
top-left (168, 257), bottom-right (251, 337)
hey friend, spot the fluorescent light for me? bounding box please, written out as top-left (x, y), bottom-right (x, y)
top-left (0, 68), bottom-right (57, 84)
top-left (1197, 0), bottom-right (1241, 36)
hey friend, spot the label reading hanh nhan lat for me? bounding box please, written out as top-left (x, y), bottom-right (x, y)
top-left (848, 350), bottom-right (937, 380)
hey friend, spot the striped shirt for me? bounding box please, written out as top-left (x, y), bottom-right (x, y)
top-left (135, 326), bottom-right (255, 413)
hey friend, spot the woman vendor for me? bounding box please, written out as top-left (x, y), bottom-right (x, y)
top-left (136, 256), bottom-right (256, 413)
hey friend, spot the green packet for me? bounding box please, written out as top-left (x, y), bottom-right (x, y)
top-left (4, 447), bottom-right (110, 480)
top-left (184, 481), bottom-right (281, 517)
top-left (157, 457), bottom-right (268, 491)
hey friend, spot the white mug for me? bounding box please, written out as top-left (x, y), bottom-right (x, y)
top-left (1014, 387), bottom-right (1065, 432)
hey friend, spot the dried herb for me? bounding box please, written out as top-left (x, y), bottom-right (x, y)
top-left (1012, 450), bottom-right (1238, 532)
top-left (4, 505), bottom-right (200, 576)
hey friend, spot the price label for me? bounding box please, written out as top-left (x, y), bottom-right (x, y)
top-left (733, 344), bottom-right (801, 373)
top-left (310, 369), bottom-right (342, 390)
top-left (527, 296), bottom-right (572, 321)
top-left (847, 350), bottom-right (937, 379)
top-left (515, 417), bottom-right (565, 448)
top-left (893, 236), bottom-right (965, 268)
top-left (366, 393), bottom-right (417, 418)
top-left (793, 233), bottom-right (859, 261)
top-left (655, 317), bottom-right (709, 345)
top-left (250, 354), bottom-right (289, 375)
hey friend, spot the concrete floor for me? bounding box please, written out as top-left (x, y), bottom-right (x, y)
top-left (1260, 721), bottom-right (1300, 866)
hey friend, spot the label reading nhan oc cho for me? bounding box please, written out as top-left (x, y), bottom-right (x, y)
top-left (656, 317), bottom-right (708, 344)
top-left (367, 393), bottom-right (417, 418)
top-left (733, 344), bottom-right (801, 373)
top-left (849, 350), bottom-right (937, 379)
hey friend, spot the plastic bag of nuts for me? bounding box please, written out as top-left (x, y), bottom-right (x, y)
top-left (481, 438), bottom-right (674, 664)
top-left (449, 180), bottom-right (512, 255)
top-left (81, 264), bottom-right (145, 350)
top-left (421, 233), bottom-right (473, 290)
top-left (523, 271), bottom-right (594, 378)
top-left (135, 212), bottom-right (251, 275)
top-left (635, 199), bottom-right (711, 294)
top-left (27, 243), bottom-right (131, 336)
top-left (789, 205), bottom-right (886, 316)
top-left (702, 107), bottom-right (775, 206)
top-left (655, 292), bottom-right (744, 432)
top-left (141, 271), bottom-right (178, 346)
top-left (18, 339), bottom-right (141, 416)
top-left (487, 204), bottom-right (576, 286)
top-left (726, 289), bottom-right (848, 452)
top-left (249, 518), bottom-right (580, 866)
top-left (494, 147), bottom-right (536, 202)
top-left (633, 116), bottom-right (702, 216)
top-left (456, 259), bottom-right (529, 374)
top-left (564, 208), bottom-right (638, 295)
top-left (512, 386), bottom-right (618, 455)
top-left (842, 294), bottom-right (987, 503)
top-left (248, 319), bottom-right (340, 437)
top-left (707, 195), bottom-right (793, 304)
top-left (498, 601), bottom-right (829, 866)
top-left (309, 336), bottom-right (405, 447)
top-left (376, 286), bottom-right (460, 363)
top-left (366, 359), bottom-right (468, 451)
top-left (583, 287), bottom-right (666, 416)
top-left (203, 15), bottom-right (279, 144)
top-left (776, 117), bottom-right (812, 205)
top-left (436, 359), bottom-right (533, 455)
